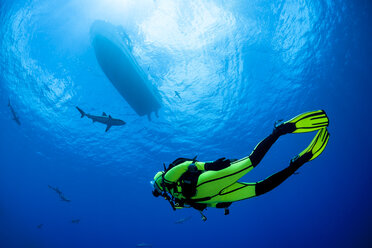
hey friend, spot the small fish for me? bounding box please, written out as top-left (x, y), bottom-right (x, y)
top-left (71, 219), bottom-right (80, 224)
top-left (136, 243), bottom-right (152, 247)
top-left (37, 224), bottom-right (43, 229)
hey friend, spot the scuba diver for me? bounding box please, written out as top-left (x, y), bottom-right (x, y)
top-left (152, 110), bottom-right (330, 221)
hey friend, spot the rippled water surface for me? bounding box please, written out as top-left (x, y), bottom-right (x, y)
top-left (1, 0), bottom-right (371, 247)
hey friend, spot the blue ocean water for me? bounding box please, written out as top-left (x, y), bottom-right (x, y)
top-left (0, 0), bottom-right (371, 247)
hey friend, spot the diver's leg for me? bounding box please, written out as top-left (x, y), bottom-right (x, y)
top-left (195, 130), bottom-right (282, 198)
top-left (255, 157), bottom-right (305, 196)
top-left (248, 130), bottom-right (281, 167)
top-left (197, 158), bottom-right (306, 204)
top-left (196, 182), bottom-right (257, 204)
top-left (195, 116), bottom-right (329, 203)
top-left (255, 127), bottom-right (330, 196)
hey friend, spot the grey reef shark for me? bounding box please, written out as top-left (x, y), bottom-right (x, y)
top-left (174, 216), bottom-right (192, 224)
top-left (8, 99), bottom-right (20, 125)
top-left (76, 106), bottom-right (126, 132)
top-left (48, 185), bottom-right (71, 202)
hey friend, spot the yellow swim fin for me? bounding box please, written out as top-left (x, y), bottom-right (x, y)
top-left (292, 127), bottom-right (330, 164)
top-left (275, 110), bottom-right (329, 134)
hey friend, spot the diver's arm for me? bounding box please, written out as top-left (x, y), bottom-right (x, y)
top-left (204, 157), bottom-right (231, 171)
top-left (164, 161), bottom-right (206, 183)
top-left (165, 158), bottom-right (231, 182)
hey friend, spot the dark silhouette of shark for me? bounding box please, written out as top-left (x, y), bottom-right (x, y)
top-left (48, 185), bottom-right (62, 195)
top-left (48, 185), bottom-right (70, 202)
top-left (76, 106), bottom-right (126, 132)
top-left (174, 91), bottom-right (182, 99)
top-left (174, 216), bottom-right (192, 224)
top-left (60, 194), bottom-right (71, 202)
top-left (8, 99), bottom-right (20, 125)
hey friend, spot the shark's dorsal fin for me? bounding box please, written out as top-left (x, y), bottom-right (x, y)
top-left (102, 112), bottom-right (107, 116)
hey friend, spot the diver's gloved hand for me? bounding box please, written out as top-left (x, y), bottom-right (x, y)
top-left (205, 157), bottom-right (231, 171)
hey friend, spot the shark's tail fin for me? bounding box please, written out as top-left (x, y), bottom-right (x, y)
top-left (76, 106), bottom-right (85, 118)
